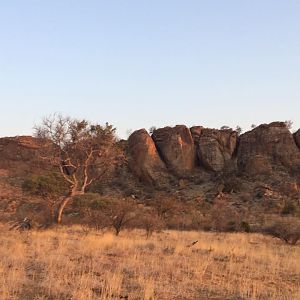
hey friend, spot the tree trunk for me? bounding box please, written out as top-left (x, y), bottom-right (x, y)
top-left (56, 186), bottom-right (85, 224)
top-left (57, 197), bottom-right (72, 224)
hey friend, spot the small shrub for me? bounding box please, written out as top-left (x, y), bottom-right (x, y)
top-left (263, 218), bottom-right (300, 245)
top-left (226, 220), bottom-right (237, 232)
top-left (241, 221), bottom-right (251, 233)
top-left (222, 177), bottom-right (243, 193)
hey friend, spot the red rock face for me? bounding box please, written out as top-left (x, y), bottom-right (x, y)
top-left (237, 122), bottom-right (300, 174)
top-left (0, 136), bottom-right (45, 171)
top-left (191, 127), bottom-right (237, 172)
top-left (128, 129), bottom-right (168, 185)
top-left (151, 125), bottom-right (195, 173)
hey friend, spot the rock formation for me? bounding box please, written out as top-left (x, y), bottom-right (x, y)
top-left (127, 129), bottom-right (168, 185)
top-left (151, 125), bottom-right (195, 174)
top-left (191, 127), bottom-right (238, 172)
top-left (2, 121), bottom-right (300, 185)
top-left (294, 129), bottom-right (300, 149)
top-left (0, 136), bottom-right (45, 172)
top-left (237, 122), bottom-right (300, 175)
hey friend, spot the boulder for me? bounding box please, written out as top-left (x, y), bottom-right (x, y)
top-left (190, 127), bottom-right (238, 172)
top-left (127, 129), bottom-right (168, 185)
top-left (237, 122), bottom-right (300, 174)
top-left (151, 125), bottom-right (195, 173)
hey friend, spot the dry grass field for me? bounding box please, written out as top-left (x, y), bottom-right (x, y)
top-left (0, 224), bottom-right (299, 300)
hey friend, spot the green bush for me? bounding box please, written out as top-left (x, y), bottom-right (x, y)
top-left (22, 173), bottom-right (66, 197)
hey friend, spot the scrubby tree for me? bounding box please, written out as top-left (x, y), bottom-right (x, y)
top-left (35, 114), bottom-right (120, 224)
top-left (74, 195), bottom-right (137, 235)
top-left (220, 125), bottom-right (231, 130)
top-left (235, 125), bottom-right (242, 136)
top-left (107, 198), bottom-right (137, 236)
top-left (135, 209), bottom-right (164, 238)
top-left (149, 126), bottom-right (157, 135)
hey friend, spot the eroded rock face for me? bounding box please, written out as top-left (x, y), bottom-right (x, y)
top-left (152, 125), bottom-right (195, 173)
top-left (0, 136), bottom-right (45, 171)
top-left (237, 122), bottom-right (300, 174)
top-left (191, 127), bottom-right (238, 172)
top-left (128, 129), bottom-right (168, 185)
top-left (294, 129), bottom-right (300, 149)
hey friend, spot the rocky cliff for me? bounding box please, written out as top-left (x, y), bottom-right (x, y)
top-left (1, 121), bottom-right (300, 185)
top-left (128, 122), bottom-right (300, 184)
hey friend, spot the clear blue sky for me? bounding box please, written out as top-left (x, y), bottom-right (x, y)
top-left (1, 1), bottom-right (300, 139)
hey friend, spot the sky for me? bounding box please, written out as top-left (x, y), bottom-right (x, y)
top-left (0, 1), bottom-right (300, 139)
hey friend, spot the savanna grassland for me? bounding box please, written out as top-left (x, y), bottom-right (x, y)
top-left (1, 224), bottom-right (299, 300)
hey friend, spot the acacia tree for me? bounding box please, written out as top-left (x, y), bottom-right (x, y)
top-left (35, 114), bottom-right (119, 224)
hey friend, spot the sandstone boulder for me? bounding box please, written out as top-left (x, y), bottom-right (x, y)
top-left (128, 129), bottom-right (168, 185)
top-left (237, 122), bottom-right (300, 174)
top-left (152, 125), bottom-right (195, 173)
top-left (190, 127), bottom-right (238, 172)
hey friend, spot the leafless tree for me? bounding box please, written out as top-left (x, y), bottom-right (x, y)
top-left (108, 199), bottom-right (137, 236)
top-left (139, 211), bottom-right (164, 238)
top-left (35, 114), bottom-right (120, 224)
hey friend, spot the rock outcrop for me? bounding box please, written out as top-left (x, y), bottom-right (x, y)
top-left (152, 125), bottom-right (195, 173)
top-left (191, 127), bottom-right (238, 172)
top-left (127, 129), bottom-right (168, 185)
top-left (294, 129), bottom-right (300, 149)
top-left (2, 122), bottom-right (300, 186)
top-left (237, 122), bottom-right (300, 174)
top-left (0, 136), bottom-right (45, 172)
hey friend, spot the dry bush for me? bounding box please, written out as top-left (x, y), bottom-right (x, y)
top-left (133, 210), bottom-right (165, 238)
top-left (210, 199), bottom-right (241, 232)
top-left (263, 217), bottom-right (300, 245)
top-left (222, 176), bottom-right (243, 194)
top-left (74, 194), bottom-right (138, 235)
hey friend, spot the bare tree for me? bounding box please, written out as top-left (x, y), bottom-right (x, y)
top-left (35, 114), bottom-right (119, 224)
top-left (139, 210), bottom-right (164, 238)
top-left (108, 199), bottom-right (137, 236)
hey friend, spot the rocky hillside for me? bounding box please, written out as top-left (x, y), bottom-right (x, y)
top-left (1, 121), bottom-right (300, 228)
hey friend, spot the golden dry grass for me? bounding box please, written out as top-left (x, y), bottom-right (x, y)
top-left (0, 224), bottom-right (299, 300)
